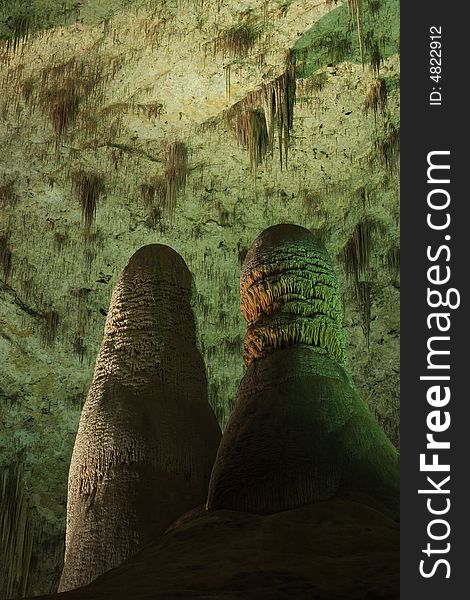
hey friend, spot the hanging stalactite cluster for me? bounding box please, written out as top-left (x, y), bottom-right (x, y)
top-left (164, 140), bottom-right (188, 219)
top-left (139, 140), bottom-right (188, 223)
top-left (364, 30), bottom-right (383, 75)
top-left (0, 462), bottom-right (34, 600)
top-left (0, 44), bottom-right (122, 165)
top-left (340, 218), bottom-right (379, 343)
top-left (374, 120), bottom-right (400, 174)
top-left (234, 109), bottom-right (269, 171)
top-left (341, 218), bottom-right (376, 282)
top-left (385, 246), bottom-right (400, 281)
top-left (348, 0), bottom-right (364, 66)
top-left (226, 52), bottom-right (296, 170)
top-left (1, 11), bottom-right (30, 55)
top-left (72, 171), bottom-right (105, 233)
top-left (0, 178), bottom-right (18, 208)
top-left (0, 231), bottom-right (13, 281)
top-left (19, 56), bottom-right (107, 144)
top-left (294, 0), bottom-right (395, 81)
top-left (363, 77), bottom-right (388, 120)
top-left (212, 22), bottom-right (261, 59)
top-left (40, 309), bottom-right (60, 347)
top-left (296, 71), bottom-right (329, 107)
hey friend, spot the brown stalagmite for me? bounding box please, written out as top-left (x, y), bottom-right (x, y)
top-left (59, 244), bottom-right (221, 592)
top-left (207, 224), bottom-right (399, 519)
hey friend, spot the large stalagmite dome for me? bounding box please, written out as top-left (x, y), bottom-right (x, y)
top-left (59, 244), bottom-right (221, 591)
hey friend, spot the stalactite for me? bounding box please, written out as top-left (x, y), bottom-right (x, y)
top-left (237, 243), bottom-right (248, 266)
top-left (348, 0), bottom-right (364, 66)
top-left (234, 109), bottom-right (269, 171)
top-left (224, 64), bottom-right (231, 101)
top-left (72, 172), bottom-right (105, 232)
top-left (277, 0), bottom-right (295, 18)
top-left (20, 56), bottom-right (107, 142)
top-left (341, 218), bottom-right (377, 282)
top-left (356, 281), bottom-right (372, 347)
top-left (70, 287), bottom-right (91, 363)
top-left (0, 178), bottom-right (18, 207)
top-left (385, 246), bottom-right (400, 280)
top-left (355, 185), bottom-right (372, 209)
top-left (365, 31), bottom-right (383, 75)
top-left (308, 30), bottom-right (352, 67)
top-left (53, 232), bottom-right (69, 253)
top-left (140, 182), bottom-right (162, 206)
top-left (45, 86), bottom-right (81, 138)
top-left (341, 220), bottom-right (383, 344)
top-left (3, 13), bottom-right (30, 55)
top-left (374, 120), bottom-right (400, 174)
top-left (0, 232), bottom-right (13, 280)
top-left (72, 335), bottom-right (86, 363)
top-left (300, 71), bottom-right (329, 98)
top-left (164, 141), bottom-right (188, 219)
top-left (368, 0), bottom-right (383, 14)
top-left (212, 23), bottom-right (260, 58)
top-left (272, 55), bottom-right (296, 168)
top-left (301, 189), bottom-right (324, 218)
top-left (17, 276), bottom-right (32, 303)
top-left (101, 100), bottom-right (164, 123)
top-left (40, 309), bottom-right (60, 347)
top-left (364, 78), bottom-right (387, 120)
top-left (82, 229), bottom-right (103, 275)
top-left (226, 53), bottom-right (296, 169)
top-left (0, 463), bottom-right (34, 599)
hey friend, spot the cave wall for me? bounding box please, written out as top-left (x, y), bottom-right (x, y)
top-left (0, 1), bottom-right (399, 596)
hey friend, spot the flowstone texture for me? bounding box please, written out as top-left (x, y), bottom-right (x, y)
top-left (207, 225), bottom-right (399, 518)
top-left (59, 244), bottom-right (221, 591)
top-left (29, 499), bottom-right (400, 600)
top-left (0, 0), bottom-right (400, 595)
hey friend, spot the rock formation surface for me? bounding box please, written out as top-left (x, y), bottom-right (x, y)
top-left (59, 244), bottom-right (221, 591)
top-left (207, 225), bottom-right (399, 518)
top-left (33, 499), bottom-right (399, 600)
top-left (0, 1), bottom-right (400, 593)
top-left (24, 232), bottom-right (399, 599)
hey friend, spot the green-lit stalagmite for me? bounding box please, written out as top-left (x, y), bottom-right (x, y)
top-left (59, 245), bottom-right (221, 592)
top-left (207, 224), bottom-right (399, 518)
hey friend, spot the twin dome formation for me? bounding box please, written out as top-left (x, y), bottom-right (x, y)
top-left (58, 224), bottom-right (399, 594)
